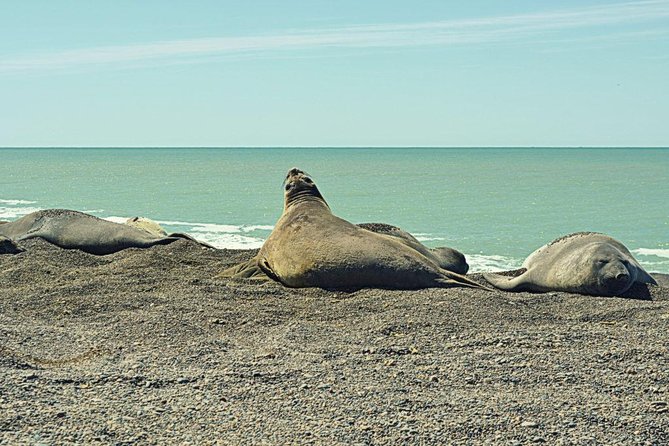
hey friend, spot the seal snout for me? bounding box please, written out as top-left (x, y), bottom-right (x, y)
top-left (601, 267), bottom-right (632, 295)
top-left (287, 167), bottom-right (305, 177)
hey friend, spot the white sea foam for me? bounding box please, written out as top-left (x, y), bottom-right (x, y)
top-left (188, 232), bottom-right (265, 250)
top-left (414, 235), bottom-right (446, 242)
top-left (0, 197), bottom-right (41, 219)
top-left (242, 225), bottom-right (275, 232)
top-left (465, 254), bottom-right (522, 273)
top-left (633, 248), bottom-right (669, 259)
top-left (0, 206), bottom-right (42, 219)
top-left (0, 199), bottom-right (37, 205)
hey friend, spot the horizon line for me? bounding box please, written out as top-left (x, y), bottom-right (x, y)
top-left (1, 146), bottom-right (668, 149)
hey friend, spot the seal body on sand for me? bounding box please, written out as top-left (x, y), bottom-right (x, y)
top-left (252, 168), bottom-right (486, 290)
top-left (0, 235), bottom-right (23, 255)
top-left (483, 232), bottom-right (657, 296)
top-left (0, 209), bottom-right (209, 255)
top-left (357, 223), bottom-right (469, 274)
top-left (219, 222), bottom-right (469, 279)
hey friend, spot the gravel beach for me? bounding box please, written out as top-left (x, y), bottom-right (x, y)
top-left (1, 239), bottom-right (668, 445)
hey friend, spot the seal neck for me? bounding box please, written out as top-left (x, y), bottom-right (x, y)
top-left (284, 189), bottom-right (329, 211)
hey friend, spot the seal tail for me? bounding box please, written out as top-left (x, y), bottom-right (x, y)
top-left (437, 270), bottom-right (494, 291)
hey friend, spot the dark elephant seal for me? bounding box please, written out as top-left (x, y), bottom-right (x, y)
top-left (483, 232), bottom-right (657, 296)
top-left (0, 209), bottom-right (211, 255)
top-left (0, 235), bottom-right (23, 255)
top-left (357, 223), bottom-right (469, 274)
top-left (243, 168), bottom-right (487, 290)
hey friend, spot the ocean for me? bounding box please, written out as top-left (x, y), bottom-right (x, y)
top-left (1, 148), bottom-right (667, 273)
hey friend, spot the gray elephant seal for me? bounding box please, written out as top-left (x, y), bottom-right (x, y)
top-left (250, 168), bottom-right (487, 290)
top-left (0, 209), bottom-right (211, 255)
top-left (357, 223), bottom-right (469, 274)
top-left (0, 235), bottom-right (23, 255)
top-left (483, 232), bottom-right (657, 296)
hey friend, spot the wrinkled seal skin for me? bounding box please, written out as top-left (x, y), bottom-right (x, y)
top-left (483, 232), bottom-right (657, 296)
top-left (254, 168), bottom-right (487, 290)
top-left (357, 223), bottom-right (469, 275)
top-left (0, 209), bottom-right (210, 255)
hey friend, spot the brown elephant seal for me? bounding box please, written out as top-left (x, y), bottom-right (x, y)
top-left (0, 209), bottom-right (212, 255)
top-left (220, 222), bottom-right (469, 279)
top-left (245, 168), bottom-right (487, 290)
top-left (483, 232), bottom-right (657, 296)
top-left (0, 235), bottom-right (23, 255)
top-left (125, 216), bottom-right (168, 237)
top-left (357, 222), bottom-right (469, 274)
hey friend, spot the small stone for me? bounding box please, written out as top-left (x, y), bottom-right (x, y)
top-left (521, 421), bottom-right (539, 428)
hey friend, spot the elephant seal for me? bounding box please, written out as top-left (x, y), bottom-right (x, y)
top-left (125, 217), bottom-right (168, 237)
top-left (483, 232), bottom-right (657, 296)
top-left (357, 223), bottom-right (469, 274)
top-left (0, 235), bottom-right (23, 255)
top-left (0, 209), bottom-right (211, 255)
top-left (246, 168), bottom-right (487, 290)
top-left (220, 222), bottom-right (469, 279)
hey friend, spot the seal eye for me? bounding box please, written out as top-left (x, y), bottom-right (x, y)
top-left (284, 183), bottom-right (293, 191)
top-left (303, 177), bottom-right (313, 184)
top-left (596, 259), bottom-right (608, 266)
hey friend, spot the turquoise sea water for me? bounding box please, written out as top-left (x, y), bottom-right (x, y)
top-left (1, 148), bottom-right (668, 273)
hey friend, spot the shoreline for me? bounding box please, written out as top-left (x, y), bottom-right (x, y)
top-left (1, 239), bottom-right (668, 444)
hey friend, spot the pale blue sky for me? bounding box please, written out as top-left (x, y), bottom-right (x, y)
top-left (1, 0), bottom-right (668, 147)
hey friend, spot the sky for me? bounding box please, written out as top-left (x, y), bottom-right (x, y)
top-left (1, 0), bottom-right (668, 147)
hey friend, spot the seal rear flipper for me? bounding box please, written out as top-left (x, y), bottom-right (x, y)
top-left (437, 270), bottom-right (494, 291)
top-left (167, 233), bottom-right (217, 249)
top-left (482, 272), bottom-right (530, 291)
top-left (217, 257), bottom-right (269, 279)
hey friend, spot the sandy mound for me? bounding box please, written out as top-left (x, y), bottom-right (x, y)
top-left (1, 239), bottom-right (667, 445)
